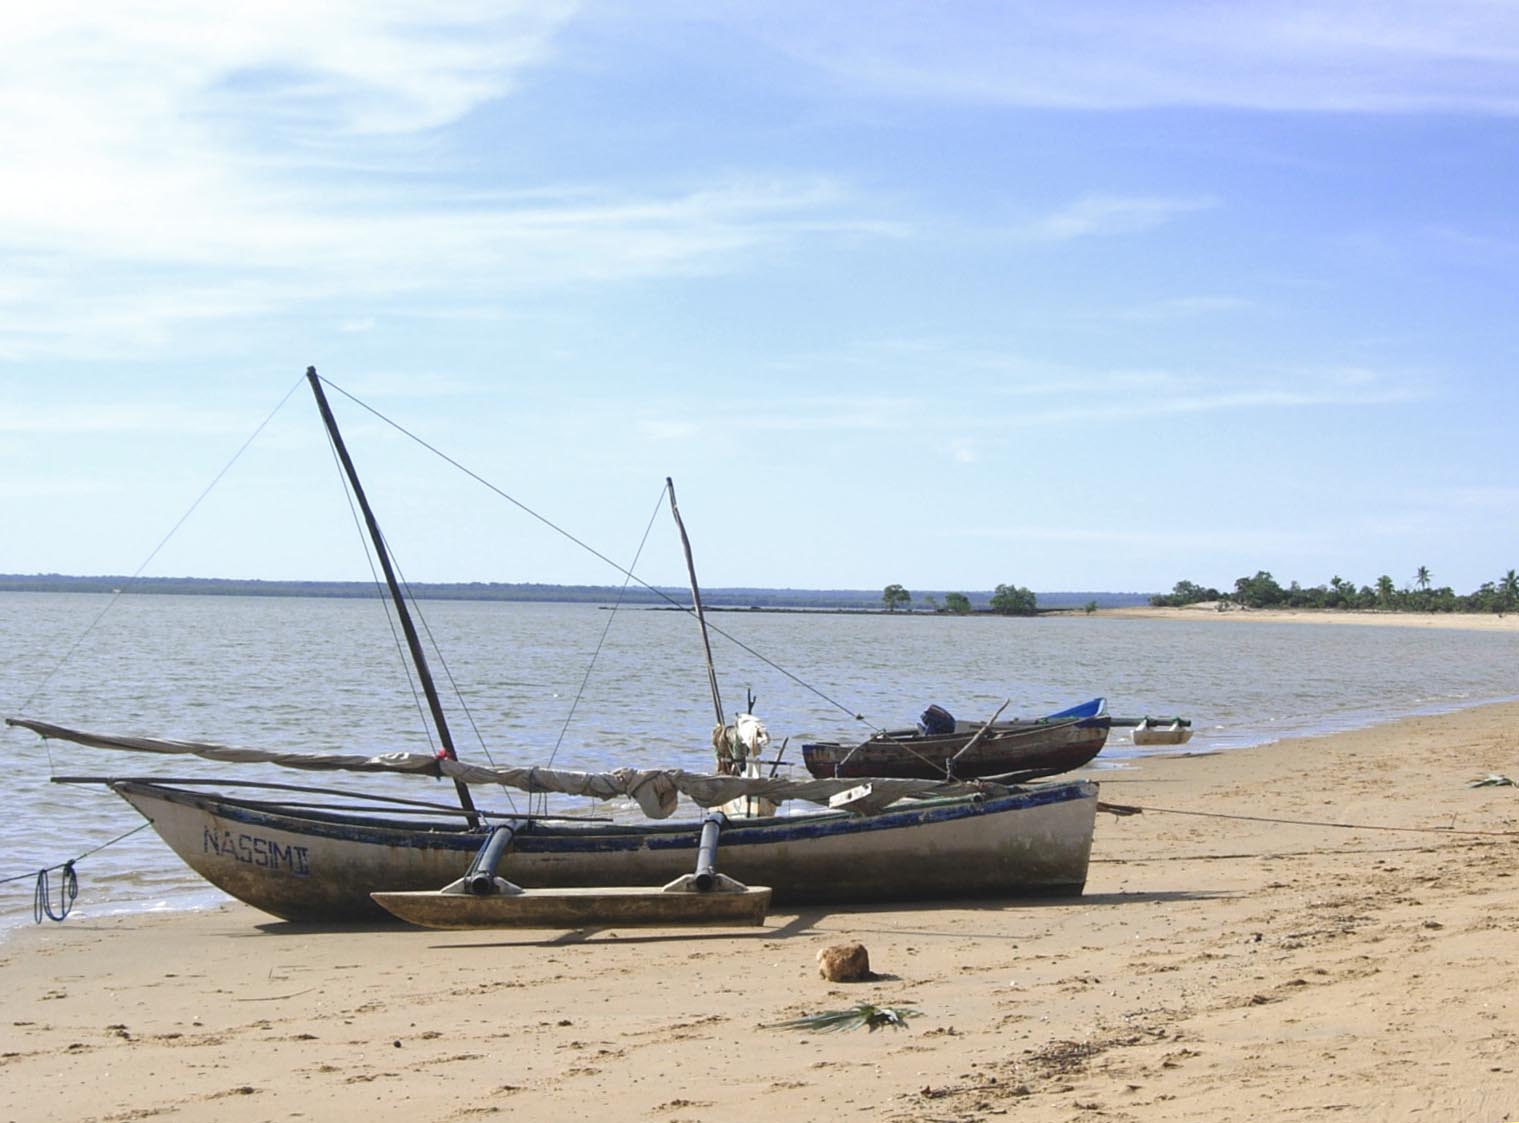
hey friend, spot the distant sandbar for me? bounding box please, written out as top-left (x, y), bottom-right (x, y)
top-left (1085, 601), bottom-right (1519, 632)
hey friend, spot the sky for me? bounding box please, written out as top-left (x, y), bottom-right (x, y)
top-left (3, 2), bottom-right (1518, 596)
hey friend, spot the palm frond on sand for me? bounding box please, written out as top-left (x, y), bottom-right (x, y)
top-left (1468, 773), bottom-right (1515, 787)
top-left (766, 1003), bottom-right (922, 1033)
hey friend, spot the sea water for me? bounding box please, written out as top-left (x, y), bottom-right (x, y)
top-left (3, 591), bottom-right (1518, 930)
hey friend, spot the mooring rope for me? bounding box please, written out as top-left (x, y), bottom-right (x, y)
top-left (1, 820), bottom-right (155, 923)
top-left (33, 864), bottom-right (76, 923)
top-left (1098, 801), bottom-right (1519, 837)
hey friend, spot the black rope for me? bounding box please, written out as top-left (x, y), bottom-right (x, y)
top-left (34, 863), bottom-right (76, 923)
top-left (2, 820), bottom-right (154, 924)
top-left (1099, 801), bottom-right (1519, 837)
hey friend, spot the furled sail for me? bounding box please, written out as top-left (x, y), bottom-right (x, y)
top-left (8, 717), bottom-right (1017, 819)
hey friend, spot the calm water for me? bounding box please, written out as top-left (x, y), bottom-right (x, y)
top-left (4, 591), bottom-right (1518, 929)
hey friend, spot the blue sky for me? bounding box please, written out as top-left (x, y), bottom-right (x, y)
top-left (3, 2), bottom-right (1517, 595)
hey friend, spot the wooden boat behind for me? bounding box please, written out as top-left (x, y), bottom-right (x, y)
top-left (103, 776), bottom-right (1098, 923)
top-left (801, 698), bottom-right (1110, 781)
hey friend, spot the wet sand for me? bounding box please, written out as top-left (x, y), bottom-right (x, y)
top-left (3, 702), bottom-right (1517, 1122)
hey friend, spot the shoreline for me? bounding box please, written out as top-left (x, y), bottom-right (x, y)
top-left (1089, 602), bottom-right (1519, 632)
top-left (4, 703), bottom-right (1517, 1120)
top-left (6, 689), bottom-right (1518, 934)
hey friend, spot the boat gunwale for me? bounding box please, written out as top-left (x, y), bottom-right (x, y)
top-left (108, 776), bottom-right (1098, 854)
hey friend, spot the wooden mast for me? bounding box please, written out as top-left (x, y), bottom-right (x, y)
top-left (665, 477), bottom-right (724, 729)
top-left (305, 367), bottom-right (479, 826)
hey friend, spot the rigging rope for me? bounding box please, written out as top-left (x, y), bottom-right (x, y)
top-left (540, 482), bottom-right (669, 812)
top-left (0, 821), bottom-right (154, 924)
top-left (317, 405), bottom-right (521, 817)
top-left (14, 376), bottom-right (307, 760)
top-left (322, 424), bottom-right (436, 758)
top-left (320, 378), bottom-right (887, 734)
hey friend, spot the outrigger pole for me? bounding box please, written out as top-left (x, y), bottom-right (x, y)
top-left (305, 367), bottom-right (480, 827)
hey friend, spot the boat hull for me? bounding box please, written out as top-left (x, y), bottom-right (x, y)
top-left (110, 779), bottom-right (1098, 923)
top-left (801, 717), bottom-right (1110, 780)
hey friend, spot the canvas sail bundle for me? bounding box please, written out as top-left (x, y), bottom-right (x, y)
top-left (7, 717), bottom-right (1015, 819)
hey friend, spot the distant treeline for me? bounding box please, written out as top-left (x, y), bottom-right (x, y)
top-left (1152, 569), bottom-right (1519, 615)
top-left (0, 573), bottom-right (1152, 612)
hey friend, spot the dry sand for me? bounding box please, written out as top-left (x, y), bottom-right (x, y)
top-left (1098, 603), bottom-right (1519, 633)
top-left (3, 703), bottom-right (1518, 1122)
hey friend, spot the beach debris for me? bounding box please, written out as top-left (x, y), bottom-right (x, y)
top-left (1467, 773), bottom-right (1515, 788)
top-left (1097, 801), bottom-right (1143, 817)
top-left (817, 941), bottom-right (873, 982)
top-left (766, 1003), bottom-right (922, 1033)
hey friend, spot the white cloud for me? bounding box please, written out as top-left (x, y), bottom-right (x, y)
top-left (618, 363), bottom-right (1421, 447)
top-left (0, 175), bottom-right (863, 360)
top-left (728, 1), bottom-right (1519, 115)
top-left (0, 5), bottom-right (873, 361)
top-left (1021, 194), bottom-right (1218, 242)
top-left (990, 380), bottom-right (1422, 428)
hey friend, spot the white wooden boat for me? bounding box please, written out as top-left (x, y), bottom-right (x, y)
top-left (11, 369), bottom-right (1101, 929)
top-left (88, 775), bottom-right (1098, 922)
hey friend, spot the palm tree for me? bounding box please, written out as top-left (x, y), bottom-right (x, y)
top-left (1411, 565), bottom-right (1432, 611)
top-left (1501, 569), bottom-right (1519, 616)
top-left (1376, 574), bottom-right (1396, 608)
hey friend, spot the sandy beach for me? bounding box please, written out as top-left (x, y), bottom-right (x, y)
top-left (3, 703), bottom-right (1517, 1123)
top-left (1098, 603), bottom-right (1519, 633)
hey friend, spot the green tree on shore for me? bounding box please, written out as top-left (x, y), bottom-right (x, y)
top-left (1151, 567), bottom-right (1518, 616)
top-left (989, 583), bottom-right (1037, 616)
top-left (1233, 571), bottom-right (1285, 608)
top-left (944, 592), bottom-right (972, 614)
top-left (882, 584), bottom-right (911, 612)
top-left (1148, 580), bottom-right (1220, 607)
